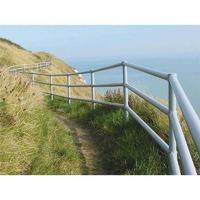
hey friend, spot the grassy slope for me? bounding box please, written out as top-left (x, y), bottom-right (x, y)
top-left (0, 37), bottom-right (91, 98)
top-left (1, 38), bottom-right (199, 175)
top-left (47, 90), bottom-right (200, 175)
top-left (47, 96), bottom-right (168, 175)
top-left (0, 38), bottom-right (86, 174)
top-left (0, 68), bottom-right (85, 175)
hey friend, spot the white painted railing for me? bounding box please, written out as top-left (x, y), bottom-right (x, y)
top-left (13, 61), bottom-right (200, 175)
top-left (9, 61), bottom-right (51, 73)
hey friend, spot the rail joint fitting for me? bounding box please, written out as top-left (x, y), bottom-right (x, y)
top-left (121, 61), bottom-right (127, 66)
top-left (168, 73), bottom-right (177, 80)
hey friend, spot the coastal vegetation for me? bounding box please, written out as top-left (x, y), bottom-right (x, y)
top-left (0, 38), bottom-right (199, 175)
top-left (47, 89), bottom-right (200, 175)
top-left (0, 38), bottom-right (86, 174)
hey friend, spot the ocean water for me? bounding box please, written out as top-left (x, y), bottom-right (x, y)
top-left (67, 56), bottom-right (200, 115)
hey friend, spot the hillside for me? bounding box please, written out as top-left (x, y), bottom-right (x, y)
top-left (0, 38), bottom-right (90, 98)
top-left (0, 38), bottom-right (199, 175)
top-left (0, 38), bottom-right (90, 174)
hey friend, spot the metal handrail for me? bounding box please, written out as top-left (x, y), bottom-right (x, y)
top-left (169, 74), bottom-right (200, 152)
top-left (9, 61), bottom-right (51, 73)
top-left (19, 71), bottom-right (51, 76)
top-left (12, 61), bottom-right (200, 175)
top-left (126, 83), bottom-right (169, 114)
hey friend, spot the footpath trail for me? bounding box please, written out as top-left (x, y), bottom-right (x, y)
top-left (55, 113), bottom-right (106, 175)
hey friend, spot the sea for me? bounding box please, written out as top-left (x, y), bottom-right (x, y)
top-left (66, 56), bottom-right (200, 116)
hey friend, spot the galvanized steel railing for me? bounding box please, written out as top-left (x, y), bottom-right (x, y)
top-left (13, 61), bottom-right (200, 175)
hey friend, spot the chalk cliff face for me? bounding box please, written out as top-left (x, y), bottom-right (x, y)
top-left (0, 38), bottom-right (90, 98)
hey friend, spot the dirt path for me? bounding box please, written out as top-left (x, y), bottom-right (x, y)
top-left (55, 113), bottom-right (105, 175)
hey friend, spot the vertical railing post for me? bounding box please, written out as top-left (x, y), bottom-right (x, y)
top-left (50, 75), bottom-right (54, 100)
top-left (32, 73), bottom-right (35, 86)
top-left (91, 70), bottom-right (95, 109)
top-left (122, 61), bottom-right (129, 119)
top-left (67, 75), bottom-right (71, 104)
top-left (168, 74), bottom-right (181, 175)
top-left (66, 75), bottom-right (68, 102)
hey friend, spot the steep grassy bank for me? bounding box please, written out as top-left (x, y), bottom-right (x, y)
top-left (47, 90), bottom-right (200, 175)
top-left (0, 69), bottom-right (84, 174)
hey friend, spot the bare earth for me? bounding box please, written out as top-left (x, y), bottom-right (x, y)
top-left (55, 113), bottom-right (106, 175)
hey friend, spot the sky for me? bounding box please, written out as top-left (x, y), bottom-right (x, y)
top-left (1, 25), bottom-right (200, 113)
top-left (0, 25), bottom-right (200, 63)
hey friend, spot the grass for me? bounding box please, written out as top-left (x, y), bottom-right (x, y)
top-left (0, 37), bottom-right (91, 98)
top-left (1, 38), bottom-right (199, 175)
top-left (47, 94), bottom-right (168, 175)
top-left (23, 110), bottom-right (84, 175)
top-left (0, 38), bottom-right (25, 50)
top-left (0, 69), bottom-right (85, 175)
top-left (47, 89), bottom-right (200, 175)
top-left (0, 38), bottom-right (92, 175)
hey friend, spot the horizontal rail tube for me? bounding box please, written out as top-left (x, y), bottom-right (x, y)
top-left (68, 83), bottom-right (123, 88)
top-left (126, 106), bottom-right (169, 153)
top-left (170, 112), bottom-right (197, 175)
top-left (44, 92), bottom-right (124, 108)
top-left (51, 70), bottom-right (91, 77)
top-left (50, 83), bottom-right (66, 87)
top-left (43, 92), bottom-right (66, 98)
top-left (126, 63), bottom-right (169, 80)
top-left (51, 63), bottom-right (122, 77)
top-left (35, 82), bottom-right (123, 88)
top-left (19, 71), bottom-right (51, 76)
top-left (24, 66), bottom-right (48, 70)
top-left (69, 70), bottom-right (91, 76)
top-left (169, 75), bottom-right (200, 152)
top-left (42, 62), bottom-right (168, 80)
top-left (92, 62), bottom-right (122, 73)
top-left (34, 80), bottom-right (50, 85)
top-left (126, 83), bottom-right (169, 114)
